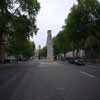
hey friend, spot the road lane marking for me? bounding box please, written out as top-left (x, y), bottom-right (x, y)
top-left (80, 71), bottom-right (96, 78)
top-left (40, 62), bottom-right (47, 64)
top-left (40, 62), bottom-right (57, 65)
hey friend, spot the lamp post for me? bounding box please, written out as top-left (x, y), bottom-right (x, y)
top-left (38, 45), bottom-right (41, 59)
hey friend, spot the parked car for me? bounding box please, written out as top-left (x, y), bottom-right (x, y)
top-left (5, 56), bottom-right (16, 64)
top-left (68, 58), bottom-right (75, 64)
top-left (74, 59), bottom-right (85, 65)
top-left (68, 57), bottom-right (85, 66)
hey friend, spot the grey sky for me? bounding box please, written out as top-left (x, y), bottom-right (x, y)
top-left (33, 0), bottom-right (77, 49)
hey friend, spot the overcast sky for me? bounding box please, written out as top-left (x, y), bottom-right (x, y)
top-left (33, 0), bottom-right (77, 49)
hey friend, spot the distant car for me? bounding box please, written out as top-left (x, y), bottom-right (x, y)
top-left (74, 59), bottom-right (85, 65)
top-left (68, 58), bottom-right (85, 65)
top-left (68, 58), bottom-right (75, 64)
top-left (5, 56), bottom-right (16, 64)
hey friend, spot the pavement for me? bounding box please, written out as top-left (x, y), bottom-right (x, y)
top-left (0, 59), bottom-right (100, 100)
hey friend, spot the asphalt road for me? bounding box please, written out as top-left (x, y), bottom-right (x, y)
top-left (0, 60), bottom-right (100, 100)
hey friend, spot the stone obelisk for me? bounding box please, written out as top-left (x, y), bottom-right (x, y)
top-left (47, 30), bottom-right (54, 62)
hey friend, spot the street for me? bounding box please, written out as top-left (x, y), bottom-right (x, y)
top-left (0, 60), bottom-right (100, 100)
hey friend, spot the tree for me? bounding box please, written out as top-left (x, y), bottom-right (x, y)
top-left (54, 0), bottom-right (100, 58)
top-left (0, 0), bottom-right (40, 63)
top-left (0, 0), bottom-right (13, 63)
top-left (39, 47), bottom-right (47, 58)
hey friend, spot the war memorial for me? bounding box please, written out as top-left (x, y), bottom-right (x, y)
top-left (47, 30), bottom-right (54, 63)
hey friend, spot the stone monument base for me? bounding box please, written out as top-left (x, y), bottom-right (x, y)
top-left (47, 56), bottom-right (53, 61)
top-left (47, 56), bottom-right (57, 64)
top-left (47, 61), bottom-right (57, 64)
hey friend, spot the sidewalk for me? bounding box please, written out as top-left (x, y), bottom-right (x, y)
top-left (0, 61), bottom-right (20, 69)
top-left (0, 63), bottom-right (13, 69)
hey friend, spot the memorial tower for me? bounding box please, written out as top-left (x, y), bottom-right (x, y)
top-left (47, 30), bottom-right (54, 62)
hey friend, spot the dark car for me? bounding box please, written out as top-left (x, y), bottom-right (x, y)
top-left (68, 58), bottom-right (75, 64)
top-left (74, 59), bottom-right (85, 65)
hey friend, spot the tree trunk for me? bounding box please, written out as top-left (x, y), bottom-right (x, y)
top-left (0, 46), bottom-right (6, 63)
top-left (0, 32), bottom-right (7, 64)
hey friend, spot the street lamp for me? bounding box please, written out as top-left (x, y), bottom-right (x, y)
top-left (38, 45), bottom-right (41, 59)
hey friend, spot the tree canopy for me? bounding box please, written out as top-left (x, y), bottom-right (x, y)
top-left (53, 0), bottom-right (100, 58)
top-left (0, 0), bottom-right (40, 62)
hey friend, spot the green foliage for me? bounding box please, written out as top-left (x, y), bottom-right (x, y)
top-left (0, 0), bottom-right (40, 60)
top-left (53, 0), bottom-right (100, 58)
top-left (65, 0), bottom-right (100, 49)
top-left (53, 31), bottom-right (70, 56)
top-left (21, 41), bottom-right (35, 57)
top-left (39, 47), bottom-right (47, 57)
top-left (8, 35), bottom-right (35, 57)
top-left (84, 35), bottom-right (99, 48)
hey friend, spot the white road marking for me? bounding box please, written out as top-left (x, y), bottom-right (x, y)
top-left (40, 62), bottom-right (57, 65)
top-left (80, 71), bottom-right (96, 78)
top-left (40, 62), bottom-right (47, 64)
